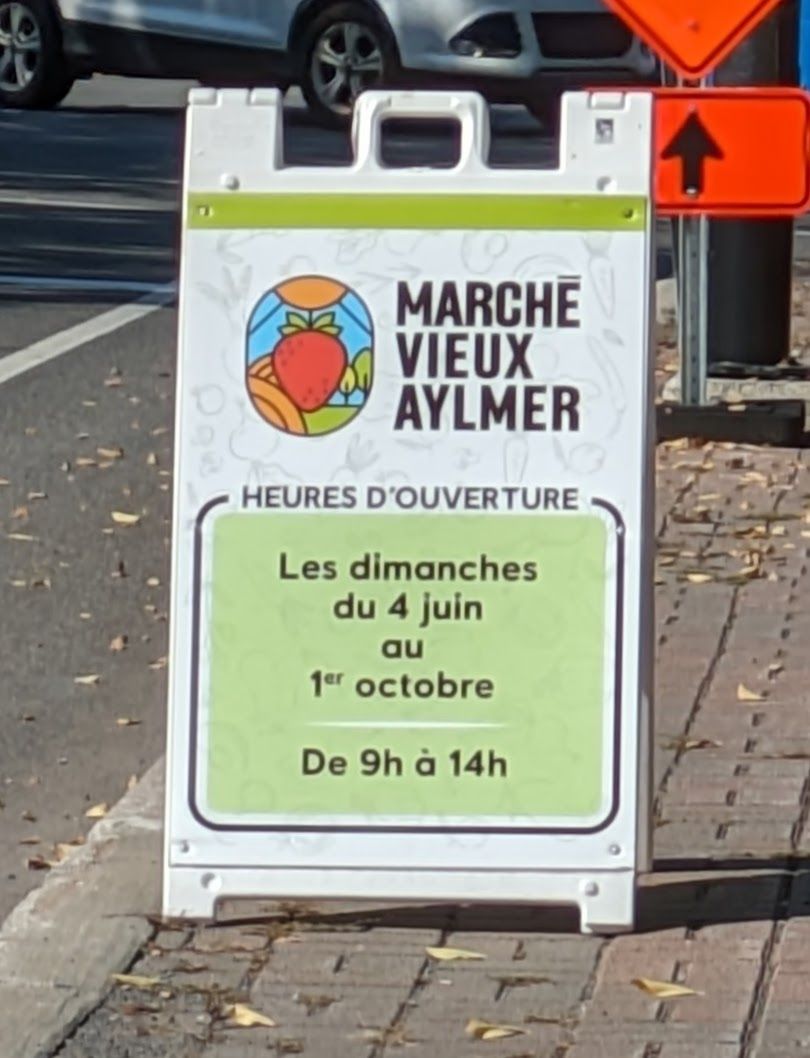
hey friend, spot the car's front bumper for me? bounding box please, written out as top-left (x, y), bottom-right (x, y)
top-left (386, 1), bottom-right (657, 84)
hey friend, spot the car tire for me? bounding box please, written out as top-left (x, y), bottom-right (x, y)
top-left (0, 0), bottom-right (73, 109)
top-left (298, 1), bottom-right (397, 129)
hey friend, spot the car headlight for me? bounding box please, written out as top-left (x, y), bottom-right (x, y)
top-left (450, 14), bottom-right (523, 59)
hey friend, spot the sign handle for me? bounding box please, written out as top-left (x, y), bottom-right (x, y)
top-left (351, 90), bottom-right (491, 173)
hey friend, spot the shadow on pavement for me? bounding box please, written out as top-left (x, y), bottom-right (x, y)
top-left (209, 862), bottom-right (810, 936)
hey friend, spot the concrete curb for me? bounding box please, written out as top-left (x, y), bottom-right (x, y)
top-left (0, 759), bottom-right (164, 1058)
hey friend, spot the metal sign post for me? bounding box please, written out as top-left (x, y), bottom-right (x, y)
top-left (677, 213), bottom-right (709, 406)
top-left (675, 76), bottom-right (710, 408)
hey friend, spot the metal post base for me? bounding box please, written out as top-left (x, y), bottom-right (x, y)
top-left (657, 400), bottom-right (806, 446)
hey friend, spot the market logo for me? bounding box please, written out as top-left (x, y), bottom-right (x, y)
top-left (246, 276), bottom-right (374, 436)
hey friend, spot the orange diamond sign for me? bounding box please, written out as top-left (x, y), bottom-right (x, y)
top-left (604, 0), bottom-right (785, 79)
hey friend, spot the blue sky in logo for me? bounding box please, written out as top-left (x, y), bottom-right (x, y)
top-left (247, 289), bottom-right (373, 409)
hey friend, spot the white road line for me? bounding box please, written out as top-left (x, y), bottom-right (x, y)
top-left (0, 274), bottom-right (177, 296)
top-left (0, 190), bottom-right (175, 212)
top-left (0, 284), bottom-right (175, 386)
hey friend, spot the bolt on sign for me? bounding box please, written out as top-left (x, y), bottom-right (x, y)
top-left (165, 88), bottom-right (655, 933)
top-left (603, 0), bottom-right (786, 80)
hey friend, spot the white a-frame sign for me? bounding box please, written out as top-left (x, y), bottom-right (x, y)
top-left (165, 88), bottom-right (654, 933)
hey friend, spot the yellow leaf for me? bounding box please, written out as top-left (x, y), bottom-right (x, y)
top-left (686, 573), bottom-right (713, 584)
top-left (97, 447), bottom-right (124, 460)
top-left (74, 674), bottom-right (101, 686)
top-left (85, 802), bottom-right (108, 819)
top-left (116, 717), bottom-right (141, 727)
top-left (75, 457), bottom-right (98, 468)
top-left (109, 634), bottom-right (128, 653)
top-left (224, 1003), bottom-right (276, 1028)
top-left (149, 656), bottom-right (168, 671)
top-left (7, 533), bottom-right (36, 542)
top-left (112, 974), bottom-right (161, 990)
top-left (465, 1019), bottom-right (525, 1041)
top-left (737, 683), bottom-right (766, 703)
top-left (632, 978), bottom-right (700, 999)
top-left (111, 511), bottom-right (141, 527)
top-left (426, 946), bottom-right (486, 962)
top-left (146, 576), bottom-right (161, 588)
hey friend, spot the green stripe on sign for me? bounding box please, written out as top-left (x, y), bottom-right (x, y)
top-left (186, 192), bottom-right (647, 231)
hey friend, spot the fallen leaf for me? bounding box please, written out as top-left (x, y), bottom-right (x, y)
top-left (21, 810), bottom-right (36, 822)
top-left (465, 1019), bottom-right (526, 1041)
top-left (85, 802), bottom-right (108, 819)
top-left (52, 843), bottom-right (78, 864)
top-left (26, 855), bottom-right (51, 871)
top-left (768, 662), bottom-right (784, 677)
top-left (685, 573), bottom-right (713, 584)
top-left (737, 684), bottom-right (766, 703)
top-left (426, 946), bottom-right (486, 962)
top-left (7, 533), bottom-right (36, 542)
top-left (0, 477), bottom-right (9, 485)
top-left (19, 836), bottom-right (42, 846)
top-left (663, 736), bottom-right (721, 752)
top-left (75, 457), bottom-right (98, 468)
top-left (111, 511), bottom-right (141, 527)
top-left (12, 505), bottom-right (29, 520)
top-left (147, 452), bottom-right (159, 466)
top-left (116, 717), bottom-right (141, 727)
top-left (632, 978), bottom-right (700, 999)
top-left (294, 993), bottom-right (339, 1015)
top-left (97, 446), bottom-right (124, 460)
top-left (127, 774), bottom-right (139, 790)
top-left (149, 656), bottom-right (168, 671)
top-left (29, 577), bottom-right (51, 590)
top-left (109, 634), bottom-right (128, 653)
top-left (27, 491), bottom-right (46, 501)
top-left (74, 673), bottom-right (101, 686)
top-left (171, 960), bottom-right (210, 975)
top-left (120, 1001), bottom-right (161, 1016)
top-left (104, 377), bottom-right (123, 388)
top-left (112, 974), bottom-right (162, 990)
top-left (491, 974), bottom-right (553, 989)
top-left (146, 576), bottom-right (161, 588)
top-left (224, 1003), bottom-right (276, 1028)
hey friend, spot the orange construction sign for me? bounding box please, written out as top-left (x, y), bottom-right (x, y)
top-left (655, 89), bottom-right (810, 217)
top-left (604, 0), bottom-right (785, 79)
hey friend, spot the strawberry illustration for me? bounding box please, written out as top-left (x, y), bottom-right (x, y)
top-left (272, 312), bottom-right (348, 413)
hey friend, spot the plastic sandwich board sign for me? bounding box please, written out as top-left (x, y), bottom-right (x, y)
top-left (164, 88), bottom-right (654, 933)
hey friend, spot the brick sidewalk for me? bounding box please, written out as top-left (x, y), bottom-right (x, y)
top-left (59, 441), bottom-right (810, 1058)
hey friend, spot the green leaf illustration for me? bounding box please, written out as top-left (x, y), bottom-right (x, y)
top-left (286, 312), bottom-right (310, 330)
top-left (354, 348), bottom-right (373, 394)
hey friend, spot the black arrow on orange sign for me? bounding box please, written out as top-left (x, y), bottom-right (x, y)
top-left (661, 111), bottom-right (724, 196)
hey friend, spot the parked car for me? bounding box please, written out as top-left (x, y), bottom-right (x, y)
top-left (0, 0), bottom-right (656, 125)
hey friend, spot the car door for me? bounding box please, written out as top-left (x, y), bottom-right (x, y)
top-left (58, 0), bottom-right (296, 50)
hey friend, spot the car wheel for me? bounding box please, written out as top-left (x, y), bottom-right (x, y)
top-left (0, 0), bottom-right (72, 108)
top-left (299, 1), bottom-right (396, 129)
